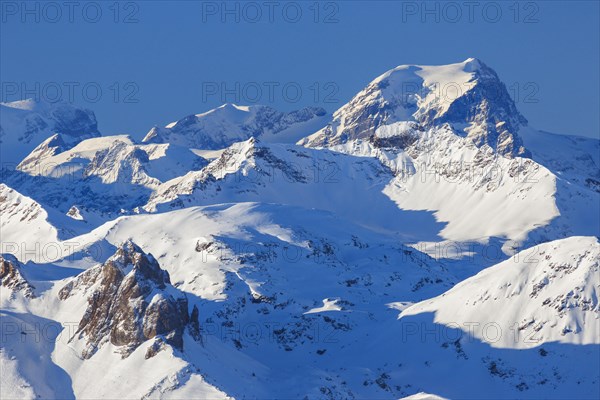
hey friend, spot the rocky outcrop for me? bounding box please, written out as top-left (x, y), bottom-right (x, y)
top-left (16, 134), bottom-right (67, 173)
top-left (59, 240), bottom-right (200, 359)
top-left (0, 253), bottom-right (35, 298)
top-left (368, 121), bottom-right (423, 149)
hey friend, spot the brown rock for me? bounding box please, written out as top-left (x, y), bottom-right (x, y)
top-left (60, 240), bottom-right (200, 359)
top-left (0, 254), bottom-right (35, 298)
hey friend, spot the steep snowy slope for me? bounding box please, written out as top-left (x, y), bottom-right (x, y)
top-left (327, 123), bottom-right (558, 244)
top-left (143, 103), bottom-right (329, 149)
top-left (352, 236), bottom-right (599, 399)
top-left (143, 138), bottom-right (444, 239)
top-left (0, 99), bottom-right (100, 165)
top-left (0, 184), bottom-right (61, 261)
top-left (519, 127), bottom-right (600, 240)
top-left (401, 236), bottom-right (600, 347)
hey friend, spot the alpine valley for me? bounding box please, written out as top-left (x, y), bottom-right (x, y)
top-left (1, 59), bottom-right (598, 399)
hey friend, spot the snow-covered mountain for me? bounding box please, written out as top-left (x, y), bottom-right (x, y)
top-left (379, 236), bottom-right (600, 398)
top-left (1, 59), bottom-right (598, 399)
top-left (3, 134), bottom-right (207, 229)
top-left (143, 103), bottom-right (329, 149)
top-left (142, 137), bottom-right (445, 240)
top-left (0, 99), bottom-right (100, 165)
top-left (300, 58), bottom-right (528, 157)
top-left (299, 58), bottom-right (599, 251)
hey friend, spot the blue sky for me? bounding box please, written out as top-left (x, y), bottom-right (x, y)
top-left (1, 1), bottom-right (599, 139)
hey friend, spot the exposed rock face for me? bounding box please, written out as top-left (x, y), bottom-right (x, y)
top-left (82, 140), bottom-right (159, 189)
top-left (0, 253), bottom-right (35, 298)
top-left (59, 240), bottom-right (199, 359)
top-left (433, 61), bottom-right (529, 157)
top-left (368, 121), bottom-right (423, 149)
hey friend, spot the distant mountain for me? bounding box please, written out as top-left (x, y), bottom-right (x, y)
top-left (143, 103), bottom-right (329, 149)
top-left (300, 58), bottom-right (528, 157)
top-left (0, 99), bottom-right (100, 165)
top-left (5, 134), bottom-right (207, 222)
top-left (297, 59), bottom-right (599, 246)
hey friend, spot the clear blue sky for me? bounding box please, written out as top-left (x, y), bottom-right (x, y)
top-left (1, 1), bottom-right (599, 139)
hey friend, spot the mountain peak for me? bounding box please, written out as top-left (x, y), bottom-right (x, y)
top-left (301, 59), bottom-right (528, 157)
top-left (1, 98), bottom-right (101, 164)
top-left (462, 57), bottom-right (482, 71)
top-left (60, 240), bottom-right (199, 359)
top-left (218, 102), bottom-right (252, 111)
top-left (108, 239), bottom-right (169, 287)
top-left (143, 104), bottom-right (328, 150)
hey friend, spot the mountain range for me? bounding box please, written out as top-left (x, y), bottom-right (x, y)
top-left (1, 58), bottom-right (598, 399)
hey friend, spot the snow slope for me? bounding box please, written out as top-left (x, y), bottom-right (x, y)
top-left (143, 138), bottom-right (445, 241)
top-left (1, 203), bottom-right (456, 399)
top-left (327, 123), bottom-right (559, 244)
top-left (401, 236), bottom-right (600, 348)
top-left (0, 184), bottom-right (60, 262)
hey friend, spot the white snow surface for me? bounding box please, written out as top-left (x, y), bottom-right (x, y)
top-left (401, 236), bottom-right (600, 348)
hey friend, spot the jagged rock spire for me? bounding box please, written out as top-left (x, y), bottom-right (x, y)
top-left (59, 240), bottom-right (200, 359)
